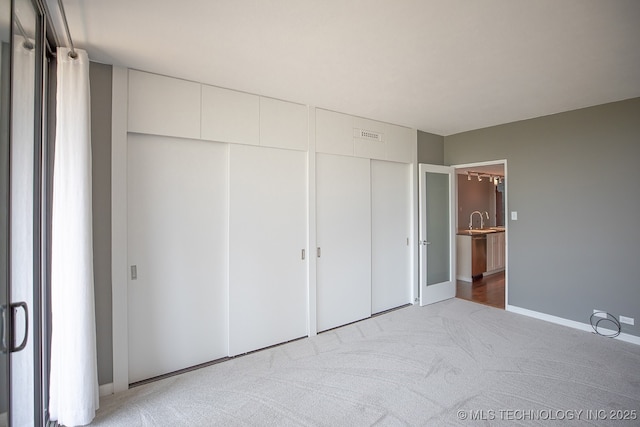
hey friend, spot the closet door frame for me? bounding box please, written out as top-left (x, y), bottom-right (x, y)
top-left (111, 89), bottom-right (418, 392)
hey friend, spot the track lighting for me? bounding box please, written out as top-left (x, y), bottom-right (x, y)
top-left (464, 170), bottom-right (504, 184)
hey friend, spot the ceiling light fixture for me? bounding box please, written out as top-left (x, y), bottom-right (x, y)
top-left (466, 170), bottom-right (504, 184)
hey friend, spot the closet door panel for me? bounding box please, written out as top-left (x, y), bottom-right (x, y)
top-left (371, 160), bottom-right (412, 313)
top-left (229, 144), bottom-right (307, 356)
top-left (316, 154), bottom-right (371, 332)
top-left (127, 134), bottom-right (228, 383)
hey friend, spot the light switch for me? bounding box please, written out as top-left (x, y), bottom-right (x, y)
top-left (511, 211), bottom-right (518, 221)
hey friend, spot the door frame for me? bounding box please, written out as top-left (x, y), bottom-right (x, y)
top-left (451, 159), bottom-right (508, 308)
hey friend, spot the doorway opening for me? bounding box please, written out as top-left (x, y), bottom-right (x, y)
top-left (453, 161), bottom-right (507, 309)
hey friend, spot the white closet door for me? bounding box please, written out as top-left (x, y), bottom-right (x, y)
top-left (316, 154), bottom-right (371, 332)
top-left (371, 160), bottom-right (412, 313)
top-left (127, 134), bottom-right (228, 383)
top-left (229, 144), bottom-right (307, 356)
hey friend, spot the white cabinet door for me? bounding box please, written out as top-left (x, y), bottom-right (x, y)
top-left (371, 160), bottom-right (412, 313)
top-left (259, 97), bottom-right (308, 151)
top-left (486, 233), bottom-right (496, 272)
top-left (127, 134), bottom-right (228, 383)
top-left (201, 85), bottom-right (259, 145)
top-left (497, 232), bottom-right (506, 270)
top-left (353, 117), bottom-right (386, 160)
top-left (128, 70), bottom-right (201, 139)
top-left (229, 145), bottom-right (307, 355)
top-left (316, 154), bottom-right (371, 331)
top-left (315, 109), bottom-right (354, 156)
top-left (486, 232), bottom-right (506, 273)
top-left (386, 124), bottom-right (414, 163)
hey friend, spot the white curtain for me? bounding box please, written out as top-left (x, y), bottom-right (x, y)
top-left (49, 47), bottom-right (99, 426)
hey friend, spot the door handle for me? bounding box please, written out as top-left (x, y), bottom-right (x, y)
top-left (420, 240), bottom-right (431, 245)
top-left (0, 304), bottom-right (7, 353)
top-left (9, 301), bottom-right (29, 353)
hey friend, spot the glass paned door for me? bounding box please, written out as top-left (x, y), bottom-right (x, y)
top-left (419, 164), bottom-right (456, 306)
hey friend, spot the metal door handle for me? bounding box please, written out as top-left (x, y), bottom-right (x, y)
top-left (420, 240), bottom-right (431, 245)
top-left (0, 305), bottom-right (7, 353)
top-left (12, 302), bottom-right (28, 352)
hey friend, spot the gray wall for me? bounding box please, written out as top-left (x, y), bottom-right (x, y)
top-left (444, 97), bottom-right (640, 337)
top-left (417, 130), bottom-right (444, 165)
top-left (90, 62), bottom-right (113, 384)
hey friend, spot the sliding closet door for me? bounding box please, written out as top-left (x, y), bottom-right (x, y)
top-left (229, 144), bottom-right (307, 356)
top-left (127, 134), bottom-right (228, 383)
top-left (316, 154), bottom-right (371, 332)
top-left (371, 160), bottom-right (412, 313)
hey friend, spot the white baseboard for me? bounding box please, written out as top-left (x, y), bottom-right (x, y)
top-left (99, 382), bottom-right (114, 397)
top-left (506, 304), bottom-right (640, 346)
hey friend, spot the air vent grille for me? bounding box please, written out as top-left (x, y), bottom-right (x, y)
top-left (354, 128), bottom-right (383, 142)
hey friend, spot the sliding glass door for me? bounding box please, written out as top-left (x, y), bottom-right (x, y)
top-left (1, 0), bottom-right (11, 423)
top-left (2, 0), bottom-right (49, 424)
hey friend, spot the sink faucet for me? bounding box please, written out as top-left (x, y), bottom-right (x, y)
top-left (469, 211), bottom-right (485, 229)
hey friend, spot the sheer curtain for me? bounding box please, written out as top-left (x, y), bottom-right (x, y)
top-left (49, 47), bottom-right (98, 426)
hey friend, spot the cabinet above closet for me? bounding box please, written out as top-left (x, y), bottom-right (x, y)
top-left (127, 69), bottom-right (308, 151)
top-left (128, 71), bottom-right (201, 139)
top-left (315, 108), bottom-right (414, 163)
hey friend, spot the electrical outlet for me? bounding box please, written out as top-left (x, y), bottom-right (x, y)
top-left (593, 310), bottom-right (607, 318)
top-left (619, 316), bottom-right (634, 326)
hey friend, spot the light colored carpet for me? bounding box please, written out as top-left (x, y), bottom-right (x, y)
top-left (91, 299), bottom-right (640, 426)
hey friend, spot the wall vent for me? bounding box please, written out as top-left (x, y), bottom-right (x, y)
top-left (354, 128), bottom-right (383, 142)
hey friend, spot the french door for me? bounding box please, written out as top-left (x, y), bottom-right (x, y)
top-left (418, 164), bottom-right (456, 306)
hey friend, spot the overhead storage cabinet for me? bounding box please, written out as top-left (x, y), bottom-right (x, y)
top-left (259, 97), bottom-right (308, 151)
top-left (315, 109), bottom-right (354, 156)
top-left (353, 117), bottom-right (386, 160)
top-left (201, 85), bottom-right (260, 145)
top-left (128, 70), bottom-right (201, 139)
top-left (386, 124), bottom-right (414, 163)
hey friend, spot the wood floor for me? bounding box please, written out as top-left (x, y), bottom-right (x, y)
top-left (456, 271), bottom-right (505, 309)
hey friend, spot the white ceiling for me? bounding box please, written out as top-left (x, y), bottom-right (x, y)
top-left (50, 0), bottom-right (640, 136)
